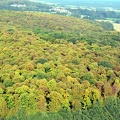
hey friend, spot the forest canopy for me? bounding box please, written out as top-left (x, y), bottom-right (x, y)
top-left (0, 10), bottom-right (120, 119)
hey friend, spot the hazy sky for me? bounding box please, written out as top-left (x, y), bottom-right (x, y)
top-left (39, 0), bottom-right (119, 1)
top-left (33, 0), bottom-right (120, 2)
top-left (34, 0), bottom-right (120, 3)
top-left (35, 0), bottom-right (120, 2)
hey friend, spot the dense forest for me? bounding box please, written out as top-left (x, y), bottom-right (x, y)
top-left (68, 8), bottom-right (120, 21)
top-left (0, 10), bottom-right (120, 119)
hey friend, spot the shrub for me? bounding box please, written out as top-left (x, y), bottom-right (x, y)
top-left (36, 58), bottom-right (48, 64)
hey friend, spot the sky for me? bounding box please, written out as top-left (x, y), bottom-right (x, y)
top-left (35, 0), bottom-right (119, 1)
top-left (32, 0), bottom-right (120, 3)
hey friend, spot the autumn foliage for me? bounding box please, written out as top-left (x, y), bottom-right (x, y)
top-left (0, 10), bottom-right (120, 119)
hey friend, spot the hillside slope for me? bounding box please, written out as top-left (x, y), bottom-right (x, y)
top-left (0, 10), bottom-right (120, 119)
top-left (0, 10), bottom-right (120, 45)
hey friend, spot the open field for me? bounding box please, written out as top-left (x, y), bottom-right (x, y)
top-left (113, 23), bottom-right (120, 32)
top-left (96, 19), bottom-right (120, 32)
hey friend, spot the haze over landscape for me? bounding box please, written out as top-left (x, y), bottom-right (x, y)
top-left (31, 0), bottom-right (120, 8)
top-left (0, 0), bottom-right (120, 119)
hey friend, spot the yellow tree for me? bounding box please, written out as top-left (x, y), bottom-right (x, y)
top-left (47, 91), bottom-right (63, 112)
top-left (0, 95), bottom-right (8, 118)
